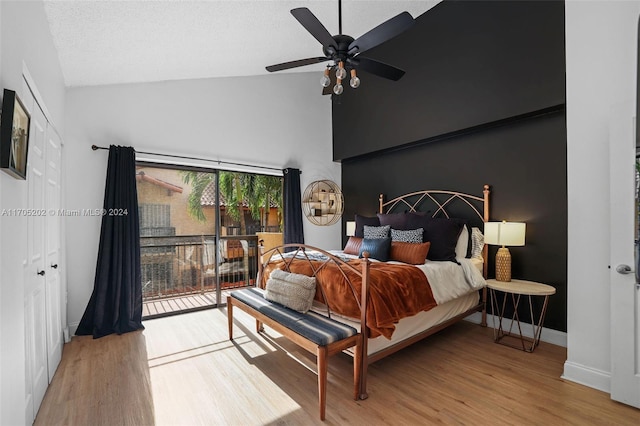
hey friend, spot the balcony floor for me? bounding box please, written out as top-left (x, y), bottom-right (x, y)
top-left (142, 288), bottom-right (238, 320)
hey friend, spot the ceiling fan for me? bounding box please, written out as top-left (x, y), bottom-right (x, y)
top-left (265, 0), bottom-right (415, 96)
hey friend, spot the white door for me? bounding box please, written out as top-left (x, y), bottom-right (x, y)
top-left (45, 126), bottom-right (63, 381)
top-left (609, 100), bottom-right (640, 408)
top-left (23, 88), bottom-right (49, 422)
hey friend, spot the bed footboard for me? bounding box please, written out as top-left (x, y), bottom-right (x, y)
top-left (257, 243), bottom-right (371, 400)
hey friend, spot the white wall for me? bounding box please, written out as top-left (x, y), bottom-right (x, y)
top-left (0, 1), bottom-right (66, 425)
top-left (64, 72), bottom-right (339, 334)
top-left (564, 1), bottom-right (640, 392)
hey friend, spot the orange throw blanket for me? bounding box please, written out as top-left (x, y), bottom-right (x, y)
top-left (265, 259), bottom-right (437, 339)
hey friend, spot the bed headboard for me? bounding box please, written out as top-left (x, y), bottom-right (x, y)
top-left (378, 184), bottom-right (490, 276)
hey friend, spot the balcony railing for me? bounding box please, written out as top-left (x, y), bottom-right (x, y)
top-left (140, 234), bottom-right (259, 301)
top-left (224, 225), bottom-right (281, 235)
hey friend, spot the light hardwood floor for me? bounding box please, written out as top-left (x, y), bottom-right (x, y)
top-left (35, 308), bottom-right (639, 425)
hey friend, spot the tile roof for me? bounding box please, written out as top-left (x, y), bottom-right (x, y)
top-left (136, 172), bottom-right (183, 193)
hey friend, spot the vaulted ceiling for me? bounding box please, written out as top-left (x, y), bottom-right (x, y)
top-left (43, 0), bottom-right (439, 87)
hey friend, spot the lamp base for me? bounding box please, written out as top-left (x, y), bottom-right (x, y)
top-left (495, 247), bottom-right (512, 282)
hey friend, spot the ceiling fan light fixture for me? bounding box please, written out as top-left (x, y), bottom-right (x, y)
top-left (320, 67), bottom-right (331, 87)
top-left (349, 69), bottom-right (360, 89)
top-left (335, 61), bottom-right (347, 80)
top-left (333, 78), bottom-right (344, 95)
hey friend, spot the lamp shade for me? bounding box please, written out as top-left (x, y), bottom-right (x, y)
top-left (484, 221), bottom-right (526, 247)
top-left (346, 221), bottom-right (356, 237)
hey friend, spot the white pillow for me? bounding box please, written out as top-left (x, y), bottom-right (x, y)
top-left (455, 225), bottom-right (469, 259)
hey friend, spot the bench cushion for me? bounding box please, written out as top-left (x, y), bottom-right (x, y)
top-left (230, 287), bottom-right (358, 346)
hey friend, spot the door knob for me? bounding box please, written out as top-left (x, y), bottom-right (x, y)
top-left (615, 264), bottom-right (634, 274)
top-left (37, 270), bottom-right (45, 276)
top-left (51, 264), bottom-right (58, 269)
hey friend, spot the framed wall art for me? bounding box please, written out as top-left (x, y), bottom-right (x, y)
top-left (1, 89), bottom-right (30, 179)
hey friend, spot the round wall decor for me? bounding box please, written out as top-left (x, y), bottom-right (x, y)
top-left (302, 180), bottom-right (344, 226)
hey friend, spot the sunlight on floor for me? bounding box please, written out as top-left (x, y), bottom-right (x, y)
top-left (142, 308), bottom-right (316, 425)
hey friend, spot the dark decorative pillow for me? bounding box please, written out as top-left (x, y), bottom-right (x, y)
top-left (377, 212), bottom-right (412, 230)
top-left (378, 211), bottom-right (433, 231)
top-left (390, 228), bottom-right (423, 243)
top-left (423, 218), bottom-right (464, 262)
top-left (363, 224), bottom-right (391, 239)
top-left (390, 241), bottom-right (431, 265)
top-left (359, 237), bottom-right (391, 262)
top-left (343, 236), bottom-right (363, 255)
top-left (354, 214), bottom-right (380, 238)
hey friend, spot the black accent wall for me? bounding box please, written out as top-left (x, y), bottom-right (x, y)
top-left (335, 1), bottom-right (567, 332)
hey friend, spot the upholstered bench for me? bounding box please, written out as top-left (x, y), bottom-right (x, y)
top-left (227, 287), bottom-right (362, 421)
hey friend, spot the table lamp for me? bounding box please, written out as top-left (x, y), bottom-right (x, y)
top-left (484, 221), bottom-right (526, 282)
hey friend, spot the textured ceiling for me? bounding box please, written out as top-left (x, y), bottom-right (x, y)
top-left (43, 0), bottom-right (439, 87)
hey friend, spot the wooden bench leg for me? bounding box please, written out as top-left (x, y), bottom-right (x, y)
top-left (353, 334), bottom-right (362, 400)
top-left (357, 334), bottom-right (368, 400)
top-left (256, 320), bottom-right (263, 333)
top-left (317, 345), bottom-right (328, 421)
top-left (227, 296), bottom-right (234, 340)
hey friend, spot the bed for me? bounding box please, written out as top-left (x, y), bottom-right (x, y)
top-left (254, 185), bottom-right (490, 398)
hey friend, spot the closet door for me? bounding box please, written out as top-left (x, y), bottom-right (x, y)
top-left (23, 89), bottom-right (48, 423)
top-left (45, 126), bottom-right (62, 381)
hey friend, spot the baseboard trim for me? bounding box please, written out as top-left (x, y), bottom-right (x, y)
top-left (465, 312), bottom-right (567, 347)
top-left (561, 361), bottom-right (611, 393)
top-left (68, 322), bottom-right (79, 339)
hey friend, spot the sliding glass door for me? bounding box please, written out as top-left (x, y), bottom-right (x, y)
top-left (136, 163), bottom-right (282, 319)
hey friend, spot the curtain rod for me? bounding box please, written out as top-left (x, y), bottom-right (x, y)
top-left (91, 144), bottom-right (283, 173)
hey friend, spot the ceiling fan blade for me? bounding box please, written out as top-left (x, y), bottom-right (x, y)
top-left (291, 8), bottom-right (338, 51)
top-left (349, 57), bottom-right (405, 81)
top-left (266, 57), bottom-right (329, 73)
top-left (348, 11), bottom-right (414, 55)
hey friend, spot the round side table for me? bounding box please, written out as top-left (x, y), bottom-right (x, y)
top-left (486, 279), bottom-right (556, 352)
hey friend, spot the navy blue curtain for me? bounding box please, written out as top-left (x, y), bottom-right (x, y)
top-left (76, 145), bottom-right (144, 338)
top-left (283, 168), bottom-right (304, 250)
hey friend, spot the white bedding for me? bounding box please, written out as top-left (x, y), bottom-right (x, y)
top-left (414, 257), bottom-right (485, 304)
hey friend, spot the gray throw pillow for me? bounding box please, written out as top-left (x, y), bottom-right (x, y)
top-left (265, 269), bottom-right (317, 313)
top-left (471, 227), bottom-right (485, 259)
